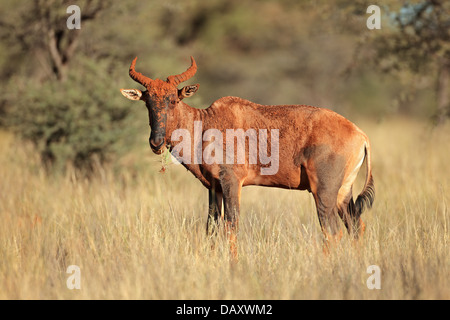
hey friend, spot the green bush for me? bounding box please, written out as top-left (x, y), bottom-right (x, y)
top-left (4, 58), bottom-right (138, 173)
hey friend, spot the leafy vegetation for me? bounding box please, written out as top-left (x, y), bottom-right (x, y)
top-left (3, 58), bottom-right (137, 172)
top-left (0, 0), bottom-right (448, 171)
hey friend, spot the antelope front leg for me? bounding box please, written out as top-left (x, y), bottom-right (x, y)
top-left (223, 196), bottom-right (240, 261)
top-left (206, 187), bottom-right (223, 237)
top-left (220, 174), bottom-right (242, 261)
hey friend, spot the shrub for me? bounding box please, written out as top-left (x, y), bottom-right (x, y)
top-left (3, 58), bottom-right (138, 173)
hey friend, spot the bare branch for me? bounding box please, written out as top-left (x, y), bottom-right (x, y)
top-left (81, 0), bottom-right (111, 21)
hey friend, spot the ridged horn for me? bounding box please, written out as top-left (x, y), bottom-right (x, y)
top-left (166, 56), bottom-right (197, 86)
top-left (129, 57), bottom-right (152, 87)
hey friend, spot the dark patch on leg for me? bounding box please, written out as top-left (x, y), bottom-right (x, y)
top-left (306, 150), bottom-right (347, 251)
top-left (337, 189), bottom-right (366, 239)
top-left (206, 185), bottom-right (223, 237)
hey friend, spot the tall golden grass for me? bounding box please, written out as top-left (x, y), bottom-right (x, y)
top-left (0, 117), bottom-right (448, 299)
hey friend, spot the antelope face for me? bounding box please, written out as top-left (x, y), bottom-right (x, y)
top-left (121, 57), bottom-right (199, 154)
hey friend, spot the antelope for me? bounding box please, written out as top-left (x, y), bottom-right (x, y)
top-left (120, 56), bottom-right (375, 258)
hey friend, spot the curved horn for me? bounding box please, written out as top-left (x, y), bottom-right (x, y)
top-left (167, 56), bottom-right (197, 86)
top-left (129, 57), bottom-right (152, 87)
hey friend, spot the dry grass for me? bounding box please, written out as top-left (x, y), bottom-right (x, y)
top-left (0, 117), bottom-right (448, 299)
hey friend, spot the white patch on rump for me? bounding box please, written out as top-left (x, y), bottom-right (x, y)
top-left (336, 143), bottom-right (366, 208)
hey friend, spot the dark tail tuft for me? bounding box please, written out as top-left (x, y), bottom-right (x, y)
top-left (355, 174), bottom-right (375, 217)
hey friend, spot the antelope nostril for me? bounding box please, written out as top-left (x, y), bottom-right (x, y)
top-left (149, 137), bottom-right (164, 150)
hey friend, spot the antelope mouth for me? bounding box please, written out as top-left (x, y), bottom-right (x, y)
top-left (150, 138), bottom-right (166, 154)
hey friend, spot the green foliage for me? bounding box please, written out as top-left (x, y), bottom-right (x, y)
top-left (356, 0), bottom-right (450, 123)
top-left (0, 0), bottom-right (448, 174)
top-left (4, 58), bottom-right (137, 173)
top-left (370, 1), bottom-right (449, 74)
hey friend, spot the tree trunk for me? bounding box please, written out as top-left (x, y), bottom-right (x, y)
top-left (436, 59), bottom-right (449, 125)
top-left (47, 29), bottom-right (80, 82)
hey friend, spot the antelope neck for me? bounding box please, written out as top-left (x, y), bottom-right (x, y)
top-left (165, 101), bottom-right (207, 148)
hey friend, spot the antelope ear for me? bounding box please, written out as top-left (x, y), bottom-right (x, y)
top-left (178, 84), bottom-right (199, 100)
top-left (120, 89), bottom-right (143, 101)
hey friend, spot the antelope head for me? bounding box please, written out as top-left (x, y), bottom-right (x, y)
top-left (121, 56), bottom-right (199, 154)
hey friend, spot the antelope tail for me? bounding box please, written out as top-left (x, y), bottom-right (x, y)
top-left (355, 141), bottom-right (375, 217)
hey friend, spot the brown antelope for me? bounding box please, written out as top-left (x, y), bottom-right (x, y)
top-left (120, 56), bottom-right (375, 258)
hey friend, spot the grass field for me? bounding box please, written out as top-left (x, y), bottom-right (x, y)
top-left (0, 117), bottom-right (448, 299)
